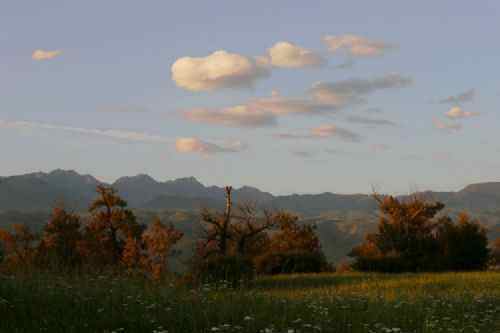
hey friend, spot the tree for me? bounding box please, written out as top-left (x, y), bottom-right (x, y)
top-left (0, 224), bottom-right (38, 267)
top-left (255, 212), bottom-right (327, 274)
top-left (436, 212), bottom-right (490, 270)
top-left (141, 218), bottom-right (183, 280)
top-left (84, 185), bottom-right (143, 265)
top-left (38, 206), bottom-right (83, 268)
top-left (492, 238), bottom-right (500, 266)
top-left (198, 186), bottom-right (234, 258)
top-left (351, 195), bottom-right (490, 272)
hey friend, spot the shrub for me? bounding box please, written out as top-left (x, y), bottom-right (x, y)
top-left (195, 255), bottom-right (255, 287)
top-left (255, 251), bottom-right (327, 275)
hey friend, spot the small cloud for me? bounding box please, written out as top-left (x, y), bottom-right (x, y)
top-left (171, 50), bottom-right (269, 92)
top-left (97, 105), bottom-right (149, 113)
top-left (438, 89), bottom-right (475, 104)
top-left (432, 152), bottom-right (453, 162)
top-left (291, 151), bottom-right (316, 158)
top-left (323, 34), bottom-right (395, 57)
top-left (335, 58), bottom-right (355, 69)
top-left (445, 106), bottom-right (479, 119)
top-left (311, 124), bottom-right (362, 142)
top-left (370, 144), bottom-right (390, 152)
top-left (175, 137), bottom-right (246, 155)
top-left (310, 73), bottom-right (412, 107)
top-left (248, 90), bottom-right (332, 115)
top-left (266, 41), bottom-right (325, 68)
top-left (433, 118), bottom-right (463, 132)
top-left (183, 105), bottom-right (277, 128)
top-left (32, 49), bottom-right (62, 61)
top-left (275, 124), bottom-right (362, 143)
top-left (346, 115), bottom-right (397, 127)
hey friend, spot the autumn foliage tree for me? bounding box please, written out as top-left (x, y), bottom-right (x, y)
top-left (140, 218), bottom-right (183, 279)
top-left (350, 195), bottom-right (490, 272)
top-left (0, 224), bottom-right (38, 268)
top-left (38, 206), bottom-right (84, 269)
top-left (83, 185), bottom-right (143, 266)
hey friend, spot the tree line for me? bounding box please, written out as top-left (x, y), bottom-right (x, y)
top-left (0, 185), bottom-right (499, 282)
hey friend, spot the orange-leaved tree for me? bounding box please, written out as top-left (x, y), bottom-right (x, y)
top-left (83, 185), bottom-right (143, 266)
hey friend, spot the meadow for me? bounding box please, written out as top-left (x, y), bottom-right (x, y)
top-left (1, 272), bottom-right (499, 333)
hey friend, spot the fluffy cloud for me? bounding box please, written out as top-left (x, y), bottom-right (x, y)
top-left (171, 50), bottom-right (269, 92)
top-left (175, 137), bottom-right (246, 155)
top-left (439, 89), bottom-right (475, 104)
top-left (445, 106), bottom-right (479, 119)
top-left (0, 119), bottom-right (171, 143)
top-left (346, 115), bottom-right (397, 127)
top-left (32, 49), bottom-right (62, 61)
top-left (266, 41), bottom-right (325, 68)
top-left (433, 118), bottom-right (463, 132)
top-left (310, 73), bottom-right (413, 106)
top-left (183, 105), bottom-right (277, 128)
top-left (323, 35), bottom-right (394, 57)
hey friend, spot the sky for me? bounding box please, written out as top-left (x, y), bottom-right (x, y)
top-left (1, 1), bottom-right (499, 195)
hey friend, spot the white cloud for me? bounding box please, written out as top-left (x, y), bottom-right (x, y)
top-left (171, 50), bottom-right (269, 92)
top-left (439, 89), bottom-right (475, 104)
top-left (0, 119), bottom-right (171, 143)
top-left (175, 137), bottom-right (246, 155)
top-left (323, 35), bottom-right (395, 57)
top-left (183, 105), bottom-right (277, 128)
top-left (433, 118), bottom-right (463, 132)
top-left (32, 49), bottom-right (62, 61)
top-left (445, 106), bottom-right (479, 119)
top-left (267, 41), bottom-right (325, 68)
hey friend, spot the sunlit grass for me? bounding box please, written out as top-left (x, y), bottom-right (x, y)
top-left (1, 272), bottom-right (499, 332)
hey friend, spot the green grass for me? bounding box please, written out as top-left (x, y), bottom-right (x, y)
top-left (1, 272), bottom-right (500, 332)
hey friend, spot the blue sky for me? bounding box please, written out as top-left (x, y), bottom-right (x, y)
top-left (1, 1), bottom-right (499, 194)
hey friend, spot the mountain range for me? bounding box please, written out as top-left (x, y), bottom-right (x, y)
top-left (1, 169), bottom-right (499, 264)
top-left (1, 169), bottom-right (500, 219)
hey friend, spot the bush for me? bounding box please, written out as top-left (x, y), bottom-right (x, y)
top-left (195, 255), bottom-right (255, 287)
top-left (255, 251), bottom-right (327, 275)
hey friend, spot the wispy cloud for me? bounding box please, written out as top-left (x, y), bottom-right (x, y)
top-left (171, 50), bottom-right (269, 92)
top-left (323, 35), bottom-right (396, 57)
top-left (32, 49), bottom-right (62, 61)
top-left (183, 105), bottom-right (277, 128)
top-left (346, 115), bottom-right (397, 127)
top-left (266, 41), bottom-right (325, 68)
top-left (97, 105), bottom-right (149, 113)
top-left (175, 137), bottom-right (246, 155)
top-left (275, 124), bottom-right (362, 143)
top-left (291, 150), bottom-right (316, 158)
top-left (0, 119), bottom-right (171, 143)
top-left (310, 73), bottom-right (413, 107)
top-left (438, 89), bottom-right (475, 104)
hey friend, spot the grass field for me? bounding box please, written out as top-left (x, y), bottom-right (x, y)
top-left (1, 272), bottom-right (500, 333)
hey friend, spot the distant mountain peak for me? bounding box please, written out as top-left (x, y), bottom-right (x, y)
top-left (114, 174), bottom-right (158, 185)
